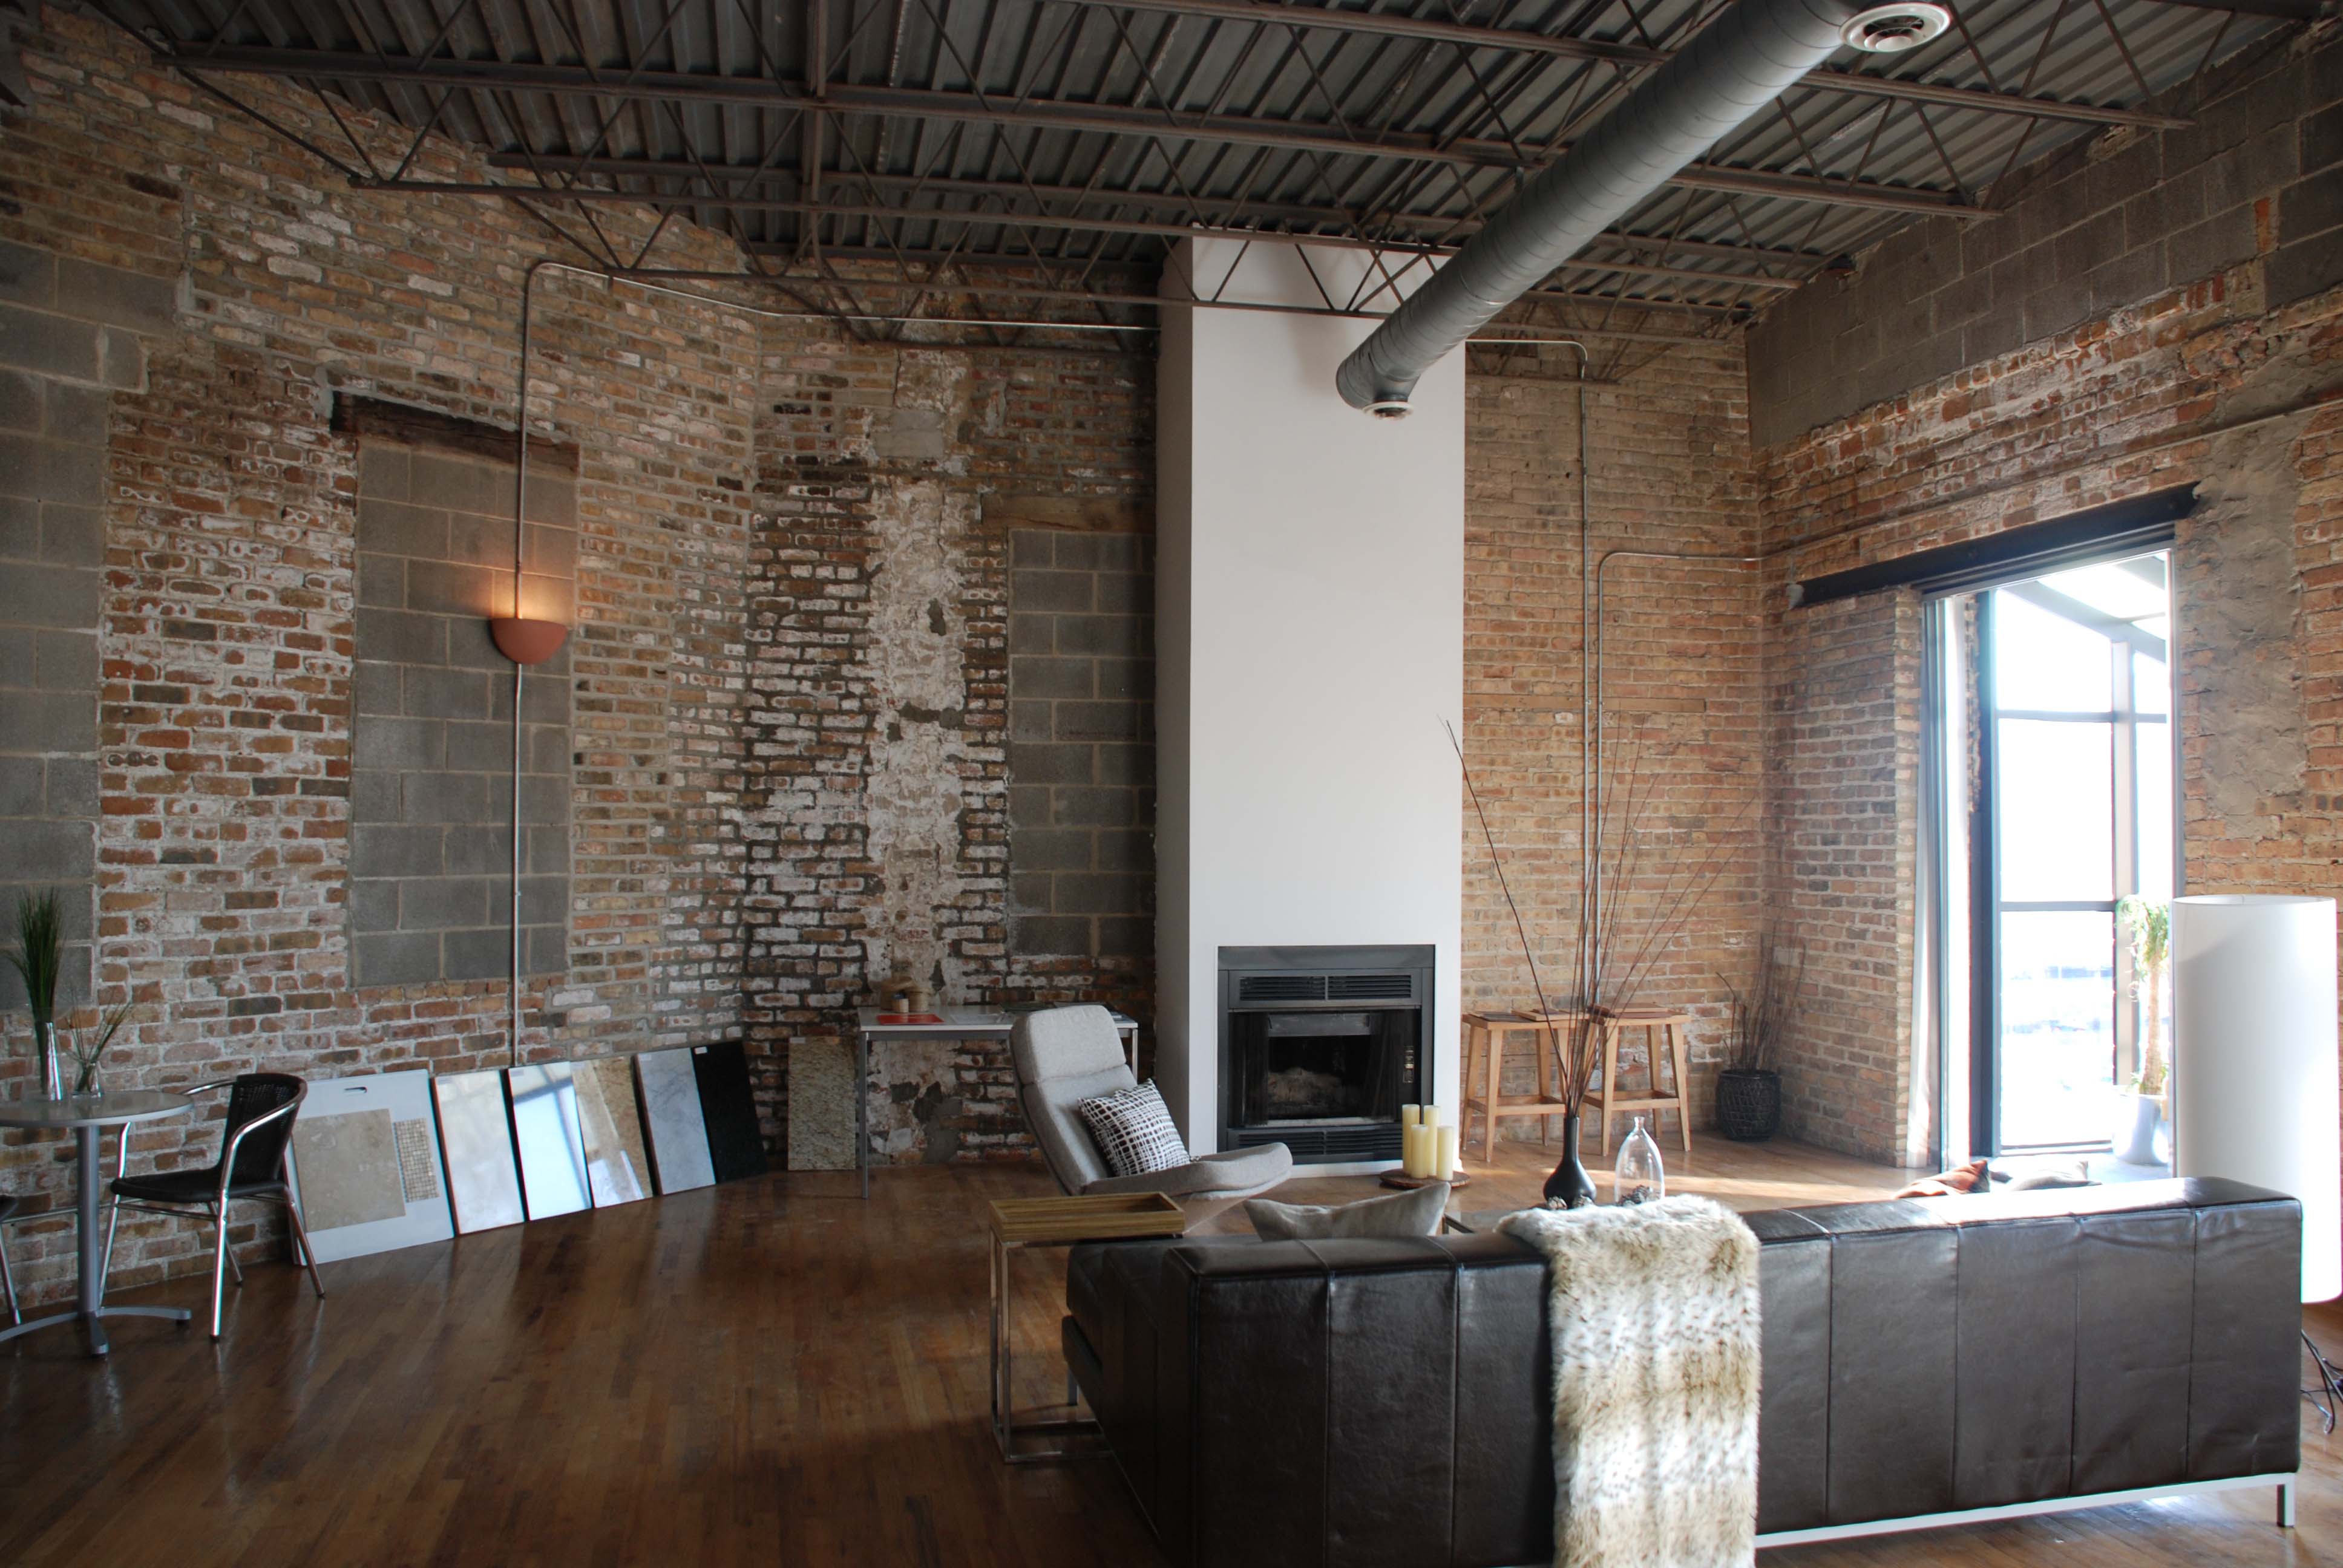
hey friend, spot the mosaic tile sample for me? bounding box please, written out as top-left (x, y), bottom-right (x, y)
top-left (506, 1062), bottom-right (590, 1221)
top-left (635, 1047), bottom-right (714, 1195)
top-left (693, 1041), bottom-right (768, 1183)
top-left (572, 1055), bottom-right (650, 1207)
top-left (286, 1069), bottom-right (454, 1263)
top-left (433, 1068), bottom-right (525, 1233)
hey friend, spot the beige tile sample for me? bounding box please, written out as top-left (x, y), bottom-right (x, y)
top-left (573, 1055), bottom-right (650, 1207)
top-left (289, 1108), bottom-right (405, 1231)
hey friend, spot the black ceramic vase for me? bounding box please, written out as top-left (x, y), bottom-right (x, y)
top-left (1543, 1114), bottom-right (1599, 1208)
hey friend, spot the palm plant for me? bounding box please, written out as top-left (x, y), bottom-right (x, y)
top-left (2116, 895), bottom-right (2171, 1097)
top-left (6, 890), bottom-right (65, 1097)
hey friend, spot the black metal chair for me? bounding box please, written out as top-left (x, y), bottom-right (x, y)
top-left (0, 1194), bottom-right (18, 1325)
top-left (102, 1073), bottom-right (326, 1338)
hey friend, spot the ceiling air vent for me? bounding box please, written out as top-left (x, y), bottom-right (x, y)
top-left (1240, 975), bottom-right (1327, 1003)
top-left (1326, 973), bottom-right (1414, 1001)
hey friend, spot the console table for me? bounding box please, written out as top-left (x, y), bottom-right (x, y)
top-left (851, 1007), bottom-right (1139, 1198)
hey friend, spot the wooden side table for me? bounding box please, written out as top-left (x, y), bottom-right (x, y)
top-left (1584, 1008), bottom-right (1694, 1157)
top-left (1461, 1010), bottom-right (1593, 1159)
top-left (985, 1191), bottom-right (1186, 1464)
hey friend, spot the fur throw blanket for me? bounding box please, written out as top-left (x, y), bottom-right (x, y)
top-left (1499, 1197), bottom-right (1761, 1568)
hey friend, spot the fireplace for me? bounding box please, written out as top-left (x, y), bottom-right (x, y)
top-left (1219, 945), bottom-right (1432, 1164)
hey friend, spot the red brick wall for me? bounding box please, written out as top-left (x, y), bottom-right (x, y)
top-left (1462, 342), bottom-right (1765, 1147)
top-left (0, 12), bottom-right (1155, 1303)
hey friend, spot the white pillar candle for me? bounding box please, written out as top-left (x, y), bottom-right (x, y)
top-left (1400, 1103), bottom-right (1422, 1128)
top-left (1435, 1125), bottom-right (1459, 1181)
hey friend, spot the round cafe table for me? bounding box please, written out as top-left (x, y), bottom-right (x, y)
top-left (0, 1090), bottom-right (195, 1357)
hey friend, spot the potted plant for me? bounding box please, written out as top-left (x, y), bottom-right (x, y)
top-left (5, 890), bottom-right (66, 1100)
top-left (2112, 895), bottom-right (2171, 1165)
top-left (1717, 935), bottom-right (1803, 1142)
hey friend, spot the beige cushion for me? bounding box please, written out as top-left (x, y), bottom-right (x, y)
top-left (1245, 1180), bottom-right (1450, 1240)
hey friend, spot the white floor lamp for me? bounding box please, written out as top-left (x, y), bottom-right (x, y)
top-left (2172, 894), bottom-right (2341, 1423)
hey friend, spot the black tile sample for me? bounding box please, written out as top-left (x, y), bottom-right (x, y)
top-left (692, 1040), bottom-right (768, 1183)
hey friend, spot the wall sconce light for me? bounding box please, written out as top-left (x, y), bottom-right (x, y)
top-left (488, 616), bottom-right (569, 665)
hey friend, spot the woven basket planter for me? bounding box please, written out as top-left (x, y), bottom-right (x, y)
top-left (1715, 1069), bottom-right (1783, 1143)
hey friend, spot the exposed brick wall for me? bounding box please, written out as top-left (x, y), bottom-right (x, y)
top-left (1754, 24), bottom-right (2343, 1166)
top-left (1461, 342), bottom-right (1765, 1145)
top-left (742, 330), bottom-right (1155, 1172)
top-left (0, 10), bottom-right (768, 1304)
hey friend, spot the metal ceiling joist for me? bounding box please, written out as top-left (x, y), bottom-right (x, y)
top-left (370, 175), bottom-right (1804, 289)
top-left (1069, 0), bottom-right (2195, 130)
top-left (169, 44), bottom-right (1987, 217)
top-left (479, 154), bottom-right (1823, 263)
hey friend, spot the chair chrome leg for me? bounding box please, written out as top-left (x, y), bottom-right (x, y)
top-left (209, 1203), bottom-right (232, 1339)
top-left (206, 1204), bottom-right (245, 1287)
top-left (284, 1195), bottom-right (326, 1300)
top-left (0, 1225), bottom-right (17, 1327)
top-left (100, 1123), bottom-right (129, 1285)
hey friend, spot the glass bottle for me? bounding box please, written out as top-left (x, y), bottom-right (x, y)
top-left (1614, 1116), bottom-right (1665, 1205)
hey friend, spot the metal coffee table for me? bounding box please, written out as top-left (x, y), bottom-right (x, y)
top-left (0, 1091), bottom-right (196, 1357)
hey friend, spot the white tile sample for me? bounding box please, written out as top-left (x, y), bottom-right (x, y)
top-left (433, 1068), bottom-right (525, 1233)
top-left (573, 1055), bottom-right (650, 1207)
top-left (286, 1069), bottom-right (454, 1263)
top-left (506, 1062), bottom-right (590, 1221)
top-left (635, 1047), bottom-right (714, 1194)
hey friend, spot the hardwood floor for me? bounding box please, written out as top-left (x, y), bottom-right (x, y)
top-left (0, 1134), bottom-right (2332, 1567)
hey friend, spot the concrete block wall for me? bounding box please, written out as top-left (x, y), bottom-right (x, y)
top-left (745, 328), bottom-right (1154, 1169)
top-left (0, 240), bottom-right (174, 1013)
top-left (1007, 525), bottom-right (1154, 962)
top-left (350, 436), bottom-right (575, 988)
top-left (1750, 27), bottom-right (2343, 448)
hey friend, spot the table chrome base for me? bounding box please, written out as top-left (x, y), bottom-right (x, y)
top-left (994, 1406), bottom-right (1110, 1466)
top-left (0, 1302), bottom-right (193, 1357)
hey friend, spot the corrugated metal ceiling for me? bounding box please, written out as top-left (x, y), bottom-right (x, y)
top-left (92, 0), bottom-right (2309, 344)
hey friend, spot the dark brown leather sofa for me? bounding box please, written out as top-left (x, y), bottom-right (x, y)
top-left (1063, 1178), bottom-right (2301, 1567)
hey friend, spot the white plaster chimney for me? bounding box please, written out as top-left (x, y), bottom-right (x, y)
top-left (1153, 238), bottom-right (1465, 1157)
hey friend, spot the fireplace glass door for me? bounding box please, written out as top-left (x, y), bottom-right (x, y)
top-left (1228, 1009), bottom-right (1411, 1128)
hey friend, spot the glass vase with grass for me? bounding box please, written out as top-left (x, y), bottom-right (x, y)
top-left (5, 891), bottom-right (67, 1100)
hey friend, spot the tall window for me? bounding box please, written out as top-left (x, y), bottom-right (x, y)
top-left (1985, 554), bottom-right (2172, 1152)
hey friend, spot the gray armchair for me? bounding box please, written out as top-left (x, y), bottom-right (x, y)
top-left (1011, 1005), bottom-right (1293, 1205)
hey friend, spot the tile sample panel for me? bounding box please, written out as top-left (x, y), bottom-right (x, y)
top-left (573, 1055), bottom-right (650, 1207)
top-left (287, 1069), bottom-right (454, 1263)
top-left (433, 1068), bottom-right (524, 1232)
top-left (693, 1041), bottom-right (768, 1183)
top-left (635, 1046), bottom-right (714, 1195)
top-left (506, 1062), bottom-right (590, 1221)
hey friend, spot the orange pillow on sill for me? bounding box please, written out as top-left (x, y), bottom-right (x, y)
top-left (1893, 1157), bottom-right (1990, 1200)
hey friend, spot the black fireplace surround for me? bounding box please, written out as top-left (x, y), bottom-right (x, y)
top-left (1219, 945), bottom-right (1432, 1164)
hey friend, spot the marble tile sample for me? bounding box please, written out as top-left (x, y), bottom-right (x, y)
top-left (693, 1041), bottom-right (768, 1183)
top-left (506, 1062), bottom-right (590, 1221)
top-left (787, 1036), bottom-right (855, 1172)
top-left (433, 1068), bottom-right (525, 1233)
top-left (286, 1069), bottom-right (454, 1263)
top-left (635, 1047), bottom-right (714, 1195)
top-left (572, 1055), bottom-right (650, 1207)
top-left (289, 1109), bottom-right (404, 1231)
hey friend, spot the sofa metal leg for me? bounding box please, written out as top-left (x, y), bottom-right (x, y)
top-left (2279, 1477), bottom-right (2297, 1529)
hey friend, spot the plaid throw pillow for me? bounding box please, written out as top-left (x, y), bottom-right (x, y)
top-left (1076, 1080), bottom-right (1188, 1177)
